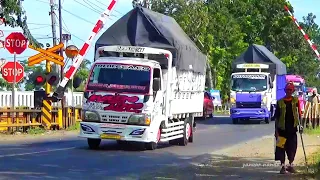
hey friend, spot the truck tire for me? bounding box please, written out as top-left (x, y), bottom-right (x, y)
top-left (178, 119), bottom-right (191, 146)
top-left (188, 116), bottom-right (195, 143)
top-left (87, 138), bottom-right (101, 150)
top-left (232, 118), bottom-right (239, 124)
top-left (145, 128), bottom-right (161, 150)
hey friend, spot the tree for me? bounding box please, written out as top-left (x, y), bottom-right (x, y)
top-left (0, 0), bottom-right (42, 47)
top-left (66, 59), bottom-right (91, 92)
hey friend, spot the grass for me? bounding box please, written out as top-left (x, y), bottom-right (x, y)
top-left (301, 127), bottom-right (320, 178)
top-left (213, 110), bottom-right (229, 115)
top-left (304, 127), bottom-right (320, 135)
top-left (305, 150), bottom-right (320, 178)
top-left (26, 127), bottom-right (46, 135)
top-left (66, 122), bottom-right (80, 131)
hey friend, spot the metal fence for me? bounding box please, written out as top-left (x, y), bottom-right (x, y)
top-left (0, 91), bottom-right (83, 108)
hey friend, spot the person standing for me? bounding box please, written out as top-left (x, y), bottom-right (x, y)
top-left (274, 82), bottom-right (302, 174)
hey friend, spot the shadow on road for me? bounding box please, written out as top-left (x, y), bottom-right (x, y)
top-left (0, 140), bottom-right (218, 179)
top-left (196, 116), bottom-right (271, 126)
top-left (139, 154), bottom-right (312, 180)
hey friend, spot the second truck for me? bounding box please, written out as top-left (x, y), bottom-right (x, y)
top-left (229, 44), bottom-right (287, 124)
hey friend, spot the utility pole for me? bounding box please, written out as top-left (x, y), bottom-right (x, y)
top-left (49, 0), bottom-right (58, 74)
top-left (58, 0), bottom-right (66, 124)
top-left (143, 0), bottom-right (150, 8)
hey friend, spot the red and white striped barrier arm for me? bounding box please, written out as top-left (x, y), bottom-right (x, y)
top-left (52, 0), bottom-right (118, 100)
top-left (284, 5), bottom-right (320, 60)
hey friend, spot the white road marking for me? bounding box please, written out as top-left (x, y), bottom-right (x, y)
top-left (0, 147), bottom-right (76, 158)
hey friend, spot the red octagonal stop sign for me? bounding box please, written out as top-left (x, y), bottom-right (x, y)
top-left (5, 32), bottom-right (28, 55)
top-left (1, 62), bottom-right (24, 83)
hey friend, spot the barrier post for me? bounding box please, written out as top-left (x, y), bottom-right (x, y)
top-left (58, 108), bottom-right (63, 129)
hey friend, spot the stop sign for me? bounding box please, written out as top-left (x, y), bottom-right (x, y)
top-left (1, 62), bottom-right (24, 83)
top-left (5, 32), bottom-right (28, 54)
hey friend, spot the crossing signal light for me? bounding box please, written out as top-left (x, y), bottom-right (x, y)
top-left (32, 72), bottom-right (60, 87)
top-left (32, 72), bottom-right (46, 86)
top-left (46, 72), bottom-right (59, 86)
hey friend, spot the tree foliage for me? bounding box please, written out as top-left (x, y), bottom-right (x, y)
top-left (148, 0), bottom-right (320, 100)
top-left (0, 0), bottom-right (42, 47)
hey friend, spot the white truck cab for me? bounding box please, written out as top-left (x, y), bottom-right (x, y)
top-left (79, 46), bottom-right (205, 150)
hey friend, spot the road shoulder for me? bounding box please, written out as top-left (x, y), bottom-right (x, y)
top-left (140, 134), bottom-right (320, 180)
top-left (0, 130), bottom-right (79, 144)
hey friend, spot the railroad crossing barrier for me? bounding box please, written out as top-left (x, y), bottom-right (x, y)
top-left (302, 101), bottom-right (320, 129)
top-left (0, 106), bottom-right (82, 132)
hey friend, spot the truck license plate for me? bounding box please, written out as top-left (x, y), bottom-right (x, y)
top-left (100, 134), bottom-right (121, 140)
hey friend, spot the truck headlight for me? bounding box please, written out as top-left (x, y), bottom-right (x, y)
top-left (230, 97), bottom-right (236, 103)
top-left (127, 114), bottom-right (151, 126)
top-left (261, 96), bottom-right (267, 106)
top-left (83, 111), bottom-right (100, 122)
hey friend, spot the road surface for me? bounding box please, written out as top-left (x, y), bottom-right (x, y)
top-left (0, 116), bottom-right (274, 180)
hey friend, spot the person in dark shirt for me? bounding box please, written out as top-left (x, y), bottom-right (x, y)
top-left (274, 82), bottom-right (301, 174)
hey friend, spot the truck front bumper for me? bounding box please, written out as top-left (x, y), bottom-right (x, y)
top-left (79, 122), bottom-right (156, 143)
top-left (230, 107), bottom-right (269, 120)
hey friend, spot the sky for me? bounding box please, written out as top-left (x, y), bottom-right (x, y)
top-left (0, 0), bottom-right (133, 69)
top-left (0, 0), bottom-right (319, 71)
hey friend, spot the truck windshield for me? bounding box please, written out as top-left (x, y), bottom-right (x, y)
top-left (231, 74), bottom-right (267, 92)
top-left (86, 63), bottom-right (151, 94)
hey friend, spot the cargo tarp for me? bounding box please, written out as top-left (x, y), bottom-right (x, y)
top-left (232, 44), bottom-right (287, 75)
top-left (95, 6), bottom-right (206, 74)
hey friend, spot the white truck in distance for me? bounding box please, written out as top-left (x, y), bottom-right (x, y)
top-left (79, 46), bottom-right (206, 150)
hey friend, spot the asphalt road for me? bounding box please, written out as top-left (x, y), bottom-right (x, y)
top-left (0, 116), bottom-right (274, 180)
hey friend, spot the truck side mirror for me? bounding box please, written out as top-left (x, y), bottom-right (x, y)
top-left (270, 83), bottom-right (273, 89)
top-left (153, 78), bottom-right (160, 91)
top-left (73, 76), bottom-right (82, 89)
top-left (84, 91), bottom-right (89, 99)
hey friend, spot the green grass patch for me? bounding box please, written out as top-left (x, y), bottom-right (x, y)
top-left (306, 150), bottom-right (320, 177)
top-left (66, 122), bottom-right (80, 131)
top-left (213, 111), bottom-right (229, 115)
top-left (304, 127), bottom-right (320, 135)
top-left (27, 127), bottom-right (46, 135)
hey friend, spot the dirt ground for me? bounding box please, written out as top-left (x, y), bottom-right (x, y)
top-left (0, 130), bottom-right (78, 144)
top-left (140, 134), bottom-right (320, 180)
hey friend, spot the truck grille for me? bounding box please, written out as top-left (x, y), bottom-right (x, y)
top-left (101, 114), bottom-right (129, 123)
top-left (236, 102), bottom-right (261, 108)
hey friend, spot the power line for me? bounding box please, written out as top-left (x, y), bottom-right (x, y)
top-left (91, 0), bottom-right (123, 15)
top-left (73, 0), bottom-right (101, 14)
top-left (34, 0), bottom-right (49, 4)
top-left (61, 8), bottom-right (96, 25)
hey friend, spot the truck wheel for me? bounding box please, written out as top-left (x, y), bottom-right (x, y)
top-left (178, 120), bottom-right (191, 146)
top-left (232, 118), bottom-right (239, 124)
top-left (117, 140), bottom-right (127, 147)
top-left (145, 128), bottom-right (161, 150)
top-left (188, 116), bottom-right (195, 143)
top-left (87, 138), bottom-right (101, 150)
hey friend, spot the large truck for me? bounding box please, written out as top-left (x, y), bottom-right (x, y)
top-left (229, 44), bottom-right (287, 124)
top-left (285, 75), bottom-right (306, 114)
top-left (79, 7), bottom-right (207, 150)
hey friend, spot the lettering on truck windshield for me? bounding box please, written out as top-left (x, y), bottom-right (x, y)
top-left (87, 63), bottom-right (151, 94)
top-left (231, 74), bottom-right (267, 92)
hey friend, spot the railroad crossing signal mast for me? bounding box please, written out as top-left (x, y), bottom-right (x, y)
top-left (28, 43), bottom-right (65, 128)
top-left (50, 0), bottom-right (118, 102)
